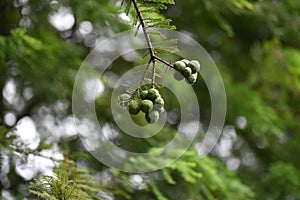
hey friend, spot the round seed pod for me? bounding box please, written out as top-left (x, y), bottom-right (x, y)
top-left (173, 71), bottom-right (184, 81)
top-left (140, 90), bottom-right (148, 99)
top-left (154, 97), bottom-right (164, 106)
top-left (145, 110), bottom-right (160, 124)
top-left (153, 104), bottom-right (165, 113)
top-left (173, 61), bottom-right (186, 72)
top-left (154, 97), bottom-right (165, 113)
top-left (118, 93), bottom-right (130, 107)
top-left (187, 73), bottom-right (198, 84)
top-left (128, 100), bottom-right (140, 115)
top-left (147, 88), bottom-right (160, 101)
top-left (140, 99), bottom-right (153, 113)
top-left (188, 60), bottom-right (200, 73)
top-left (181, 59), bottom-right (190, 65)
top-left (182, 67), bottom-right (192, 78)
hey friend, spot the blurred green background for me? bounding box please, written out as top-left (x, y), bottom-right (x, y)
top-left (1, 0), bottom-right (300, 199)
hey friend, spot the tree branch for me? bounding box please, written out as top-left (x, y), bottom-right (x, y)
top-left (132, 0), bottom-right (155, 59)
top-left (154, 55), bottom-right (173, 68)
top-left (151, 60), bottom-right (156, 88)
top-left (130, 60), bottom-right (152, 100)
top-left (131, 0), bottom-right (173, 89)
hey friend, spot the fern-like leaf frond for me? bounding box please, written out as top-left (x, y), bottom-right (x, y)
top-left (29, 161), bottom-right (106, 200)
top-left (122, 0), bottom-right (175, 30)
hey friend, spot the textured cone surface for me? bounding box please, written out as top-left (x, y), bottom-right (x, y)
top-left (153, 104), bottom-right (165, 113)
top-left (128, 100), bottom-right (140, 115)
top-left (140, 90), bottom-right (148, 99)
top-left (187, 73), bottom-right (198, 84)
top-left (181, 59), bottom-right (190, 65)
top-left (145, 110), bottom-right (160, 124)
top-left (173, 61), bottom-right (186, 72)
top-left (154, 97), bottom-right (164, 106)
top-left (182, 67), bottom-right (192, 78)
top-left (188, 60), bottom-right (200, 73)
top-left (147, 88), bottom-right (160, 100)
top-left (140, 99), bottom-right (153, 113)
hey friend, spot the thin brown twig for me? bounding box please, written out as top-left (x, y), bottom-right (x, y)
top-left (151, 59), bottom-right (156, 88)
top-left (132, 0), bottom-right (155, 58)
top-left (140, 59), bottom-right (152, 87)
top-left (130, 60), bottom-right (152, 100)
top-left (154, 55), bottom-right (173, 68)
top-left (131, 0), bottom-right (173, 89)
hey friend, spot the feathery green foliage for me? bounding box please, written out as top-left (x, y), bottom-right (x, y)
top-left (126, 148), bottom-right (255, 199)
top-left (29, 160), bottom-right (133, 200)
top-left (122, 0), bottom-right (178, 56)
top-left (0, 126), bottom-right (16, 150)
top-left (29, 161), bottom-right (106, 200)
top-left (122, 0), bottom-right (175, 29)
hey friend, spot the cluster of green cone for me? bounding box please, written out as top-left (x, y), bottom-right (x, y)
top-left (173, 59), bottom-right (200, 84)
top-left (118, 88), bottom-right (165, 124)
top-left (118, 59), bottom-right (200, 125)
